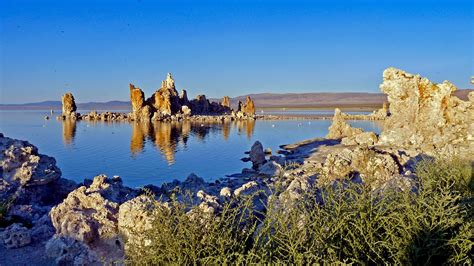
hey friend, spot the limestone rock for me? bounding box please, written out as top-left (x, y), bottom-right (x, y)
top-left (129, 84), bottom-right (145, 113)
top-left (190, 95), bottom-right (211, 114)
top-left (0, 135), bottom-right (61, 187)
top-left (222, 96), bottom-right (231, 108)
top-left (378, 68), bottom-right (474, 158)
top-left (234, 181), bottom-right (259, 197)
top-left (61, 93), bottom-right (77, 118)
top-left (118, 195), bottom-right (165, 249)
top-left (249, 141), bottom-right (266, 169)
top-left (342, 132), bottom-right (378, 146)
top-left (148, 73), bottom-right (182, 116)
top-left (45, 236), bottom-right (98, 265)
top-left (50, 175), bottom-right (136, 244)
top-left (241, 96), bottom-right (256, 116)
top-left (319, 146), bottom-right (403, 189)
top-left (326, 108), bottom-right (364, 139)
top-left (259, 161), bottom-right (283, 176)
top-left (181, 105), bottom-right (192, 117)
top-left (1, 223), bottom-right (31, 249)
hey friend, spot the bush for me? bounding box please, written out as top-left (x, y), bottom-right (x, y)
top-left (126, 159), bottom-right (473, 264)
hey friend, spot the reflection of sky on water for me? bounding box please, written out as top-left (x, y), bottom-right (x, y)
top-left (0, 110), bottom-right (381, 187)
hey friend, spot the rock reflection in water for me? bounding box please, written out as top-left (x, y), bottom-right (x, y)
top-left (130, 120), bottom-right (255, 164)
top-left (62, 119), bottom-right (77, 145)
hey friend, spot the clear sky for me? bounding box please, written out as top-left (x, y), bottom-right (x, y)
top-left (0, 0), bottom-right (472, 104)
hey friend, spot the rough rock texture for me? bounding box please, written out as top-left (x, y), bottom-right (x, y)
top-left (342, 132), bottom-right (378, 146)
top-left (259, 161), bottom-right (283, 176)
top-left (319, 146), bottom-right (411, 190)
top-left (118, 195), bottom-right (163, 250)
top-left (379, 68), bottom-right (474, 158)
top-left (1, 223), bottom-right (31, 249)
top-left (249, 141), bottom-right (266, 169)
top-left (61, 93), bottom-right (77, 118)
top-left (179, 89), bottom-right (189, 106)
top-left (49, 175), bottom-right (137, 261)
top-left (129, 84), bottom-right (145, 113)
top-left (1, 135), bottom-right (61, 187)
top-left (148, 73), bottom-right (182, 116)
top-left (326, 108), bottom-right (364, 139)
top-left (45, 236), bottom-right (98, 265)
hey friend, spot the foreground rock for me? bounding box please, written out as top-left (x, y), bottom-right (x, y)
top-left (326, 108), bottom-right (364, 139)
top-left (378, 68), bottom-right (473, 158)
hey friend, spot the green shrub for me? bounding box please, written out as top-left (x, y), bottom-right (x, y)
top-left (126, 159), bottom-right (473, 264)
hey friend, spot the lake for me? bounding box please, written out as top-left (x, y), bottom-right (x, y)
top-left (0, 110), bottom-right (382, 187)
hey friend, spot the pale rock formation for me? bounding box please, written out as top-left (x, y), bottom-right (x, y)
top-left (148, 73), bottom-right (182, 116)
top-left (378, 68), bottom-right (474, 158)
top-left (1, 223), bottom-right (32, 249)
top-left (326, 108), bottom-right (364, 139)
top-left (234, 181), bottom-right (259, 197)
top-left (249, 141), bottom-right (266, 169)
top-left (0, 135), bottom-right (61, 187)
top-left (49, 175), bottom-right (137, 261)
top-left (181, 105), bottom-right (192, 117)
top-left (219, 187), bottom-right (232, 198)
top-left (241, 96), bottom-right (256, 116)
top-left (342, 131), bottom-right (378, 146)
top-left (319, 146), bottom-right (405, 190)
top-left (129, 84), bottom-right (145, 113)
top-left (118, 195), bottom-right (165, 250)
top-left (61, 93), bottom-right (77, 118)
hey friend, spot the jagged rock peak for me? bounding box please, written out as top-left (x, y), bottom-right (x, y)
top-left (161, 72), bottom-right (175, 90)
top-left (378, 67), bottom-right (473, 158)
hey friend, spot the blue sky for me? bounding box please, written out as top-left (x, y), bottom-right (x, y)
top-left (0, 0), bottom-right (472, 104)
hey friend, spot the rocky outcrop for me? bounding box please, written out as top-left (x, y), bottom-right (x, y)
top-left (148, 73), bottom-right (182, 116)
top-left (241, 96), bottom-right (256, 116)
top-left (61, 93), bottom-right (77, 119)
top-left (341, 131), bottom-right (378, 146)
top-left (179, 89), bottom-right (189, 106)
top-left (1, 135), bottom-right (61, 187)
top-left (129, 84), bottom-right (145, 113)
top-left (1, 223), bottom-right (32, 249)
top-left (249, 141), bottom-right (266, 169)
top-left (378, 68), bottom-right (474, 158)
top-left (190, 95), bottom-right (211, 114)
top-left (222, 96), bottom-right (231, 108)
top-left (326, 108), bottom-right (364, 139)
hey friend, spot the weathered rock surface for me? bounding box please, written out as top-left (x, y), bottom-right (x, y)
top-left (129, 84), bottom-right (145, 113)
top-left (61, 93), bottom-right (77, 118)
top-left (1, 223), bottom-right (31, 249)
top-left (342, 131), bottom-right (378, 146)
top-left (378, 68), bottom-right (474, 158)
top-left (45, 236), bottom-right (98, 265)
top-left (326, 108), bottom-right (364, 139)
top-left (148, 73), bottom-right (182, 116)
top-left (249, 141), bottom-right (266, 169)
top-left (222, 96), bottom-right (231, 108)
top-left (1, 135), bottom-right (61, 187)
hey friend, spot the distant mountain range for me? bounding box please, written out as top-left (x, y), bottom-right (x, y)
top-left (1, 90), bottom-right (472, 110)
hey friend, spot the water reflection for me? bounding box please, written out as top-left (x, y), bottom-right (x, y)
top-left (62, 119), bottom-right (77, 145)
top-left (130, 120), bottom-right (255, 165)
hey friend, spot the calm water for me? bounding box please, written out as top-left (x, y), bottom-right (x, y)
top-left (0, 110), bottom-right (381, 188)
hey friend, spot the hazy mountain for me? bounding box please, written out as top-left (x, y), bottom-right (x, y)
top-left (1, 90), bottom-right (471, 110)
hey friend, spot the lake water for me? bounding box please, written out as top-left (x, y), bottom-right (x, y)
top-left (0, 110), bottom-right (382, 188)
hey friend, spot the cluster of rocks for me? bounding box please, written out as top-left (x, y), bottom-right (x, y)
top-left (58, 73), bottom-right (257, 123)
top-left (2, 67), bottom-right (472, 263)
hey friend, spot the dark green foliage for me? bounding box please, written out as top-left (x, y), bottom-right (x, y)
top-left (126, 159), bottom-right (473, 264)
